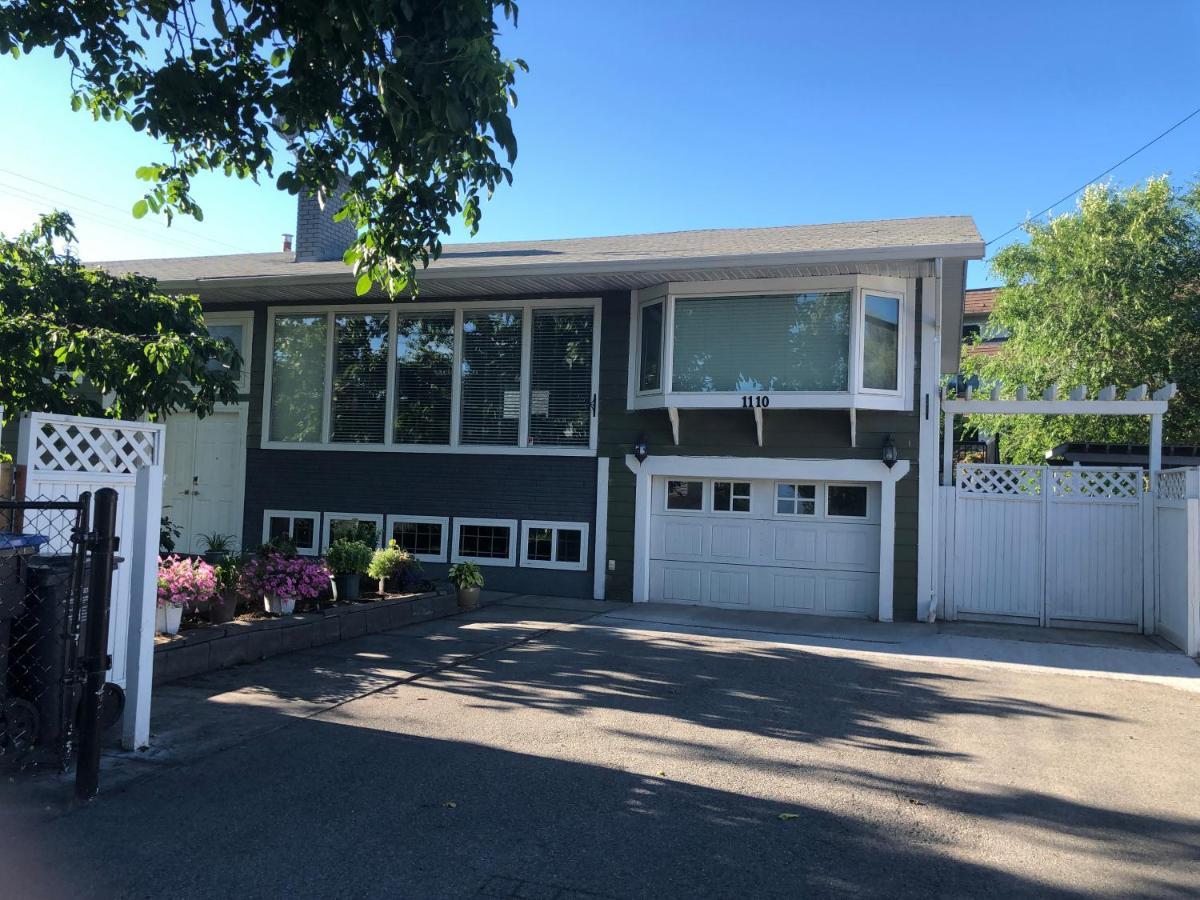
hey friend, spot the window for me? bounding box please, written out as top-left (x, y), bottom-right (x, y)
top-left (666, 480), bottom-right (704, 511)
top-left (269, 315), bottom-right (327, 442)
top-left (204, 312), bottom-right (252, 392)
top-left (460, 311), bottom-right (523, 446)
top-left (638, 301), bottom-right (663, 392)
top-left (775, 483), bottom-right (816, 516)
top-left (862, 294), bottom-right (899, 391)
top-left (385, 515), bottom-right (449, 563)
top-left (262, 510), bottom-right (320, 556)
top-left (962, 323), bottom-right (981, 342)
top-left (827, 484), bottom-right (868, 518)
top-left (520, 521), bottom-right (589, 571)
top-left (713, 481), bottom-right (751, 513)
top-left (672, 292), bottom-right (851, 393)
top-left (331, 314), bottom-right (389, 443)
top-left (264, 302), bottom-right (599, 453)
top-left (322, 513), bottom-right (383, 550)
top-left (452, 518), bottom-right (518, 566)
top-left (528, 309), bottom-right (594, 448)
top-left (395, 314), bottom-right (455, 445)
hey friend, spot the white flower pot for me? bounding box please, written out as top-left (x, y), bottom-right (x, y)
top-left (263, 594), bottom-right (296, 616)
top-left (156, 604), bottom-right (183, 636)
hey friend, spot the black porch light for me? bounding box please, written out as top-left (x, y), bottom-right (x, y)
top-left (882, 434), bottom-right (898, 469)
top-left (633, 433), bottom-right (650, 463)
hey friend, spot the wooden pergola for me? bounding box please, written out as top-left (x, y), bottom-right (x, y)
top-left (941, 382), bottom-right (1177, 482)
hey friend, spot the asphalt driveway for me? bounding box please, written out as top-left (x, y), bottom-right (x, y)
top-left (3, 596), bottom-right (1199, 899)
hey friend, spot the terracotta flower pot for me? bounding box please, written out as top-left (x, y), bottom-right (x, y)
top-left (156, 604), bottom-right (183, 635)
top-left (263, 594), bottom-right (296, 616)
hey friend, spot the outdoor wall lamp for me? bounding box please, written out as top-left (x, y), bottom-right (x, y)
top-left (633, 434), bottom-right (650, 463)
top-left (882, 434), bottom-right (898, 469)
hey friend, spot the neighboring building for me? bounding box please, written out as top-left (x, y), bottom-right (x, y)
top-left (961, 287), bottom-right (1008, 355)
top-left (96, 199), bottom-right (983, 623)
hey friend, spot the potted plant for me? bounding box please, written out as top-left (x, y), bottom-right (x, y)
top-left (326, 539), bottom-right (373, 602)
top-left (244, 551), bottom-right (329, 616)
top-left (368, 541), bottom-right (422, 595)
top-left (209, 556), bottom-right (244, 624)
top-left (199, 532), bottom-right (236, 564)
top-left (157, 555), bottom-right (218, 635)
top-left (448, 562), bottom-right (484, 610)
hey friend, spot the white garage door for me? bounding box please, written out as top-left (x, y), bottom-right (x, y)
top-left (648, 476), bottom-right (881, 617)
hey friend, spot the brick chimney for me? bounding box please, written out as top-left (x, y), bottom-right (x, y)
top-left (294, 186), bottom-right (356, 262)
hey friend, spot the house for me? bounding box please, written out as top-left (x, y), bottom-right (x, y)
top-left (961, 287), bottom-right (1008, 355)
top-left (96, 197), bottom-right (984, 623)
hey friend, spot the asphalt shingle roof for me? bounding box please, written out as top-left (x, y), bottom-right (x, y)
top-left (93, 215), bottom-right (983, 285)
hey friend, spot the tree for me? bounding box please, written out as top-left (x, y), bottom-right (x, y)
top-left (0, 212), bottom-right (240, 419)
top-left (0, 1), bottom-right (525, 296)
top-left (962, 178), bottom-right (1200, 463)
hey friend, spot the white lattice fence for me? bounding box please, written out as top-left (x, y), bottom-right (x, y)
top-left (957, 463), bottom-right (1042, 497)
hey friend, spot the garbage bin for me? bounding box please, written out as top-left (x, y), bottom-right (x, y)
top-left (0, 533), bottom-right (50, 756)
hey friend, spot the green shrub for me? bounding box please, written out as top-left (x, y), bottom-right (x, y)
top-left (325, 539), bottom-right (374, 576)
top-left (368, 541), bottom-right (421, 582)
top-left (448, 562), bottom-right (484, 590)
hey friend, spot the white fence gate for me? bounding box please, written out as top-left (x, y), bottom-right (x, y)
top-left (1152, 468), bottom-right (1200, 655)
top-left (16, 412), bottom-right (165, 747)
top-left (941, 464), bottom-right (1145, 630)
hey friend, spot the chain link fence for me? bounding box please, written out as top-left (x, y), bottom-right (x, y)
top-left (1, 494), bottom-right (121, 783)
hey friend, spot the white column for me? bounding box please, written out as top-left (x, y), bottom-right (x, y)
top-left (593, 457), bottom-right (609, 601)
top-left (942, 410), bottom-right (955, 488)
top-left (627, 455), bottom-right (652, 603)
top-left (1149, 413), bottom-right (1163, 475)
top-left (123, 463), bottom-right (163, 750)
top-left (1185, 469), bottom-right (1200, 657)
top-left (878, 473), bottom-right (897, 623)
top-left (916, 274), bottom-right (940, 622)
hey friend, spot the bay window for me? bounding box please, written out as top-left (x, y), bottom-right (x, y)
top-left (264, 300), bottom-right (598, 453)
top-left (630, 277), bottom-right (911, 411)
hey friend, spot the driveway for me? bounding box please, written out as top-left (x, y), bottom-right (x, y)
top-left (3, 596), bottom-right (1199, 899)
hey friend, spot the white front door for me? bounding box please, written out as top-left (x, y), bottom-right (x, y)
top-left (163, 408), bottom-right (247, 554)
top-left (648, 476), bottom-right (881, 617)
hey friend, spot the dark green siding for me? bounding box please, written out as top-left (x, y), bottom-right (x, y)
top-left (596, 287), bottom-right (926, 620)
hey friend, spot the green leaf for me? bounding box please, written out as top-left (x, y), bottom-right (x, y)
top-left (355, 273), bottom-right (373, 296)
top-left (132, 199), bottom-right (149, 219)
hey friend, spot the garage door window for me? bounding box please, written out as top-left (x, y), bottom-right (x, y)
top-left (775, 483), bottom-right (816, 516)
top-left (666, 480), bottom-right (704, 511)
top-left (713, 481), bottom-right (751, 513)
top-left (827, 484), bottom-right (868, 518)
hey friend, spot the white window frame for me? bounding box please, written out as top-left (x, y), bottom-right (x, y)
top-left (824, 482), bottom-right (874, 521)
top-left (261, 509), bottom-right (321, 557)
top-left (773, 482), bottom-right (818, 518)
top-left (711, 480), bottom-right (753, 515)
top-left (384, 514), bottom-right (450, 564)
top-left (451, 517), bottom-right (519, 567)
top-left (626, 275), bottom-right (914, 413)
top-left (322, 512), bottom-right (385, 551)
top-left (262, 298), bottom-right (601, 457)
top-left (663, 478), bottom-right (706, 514)
top-left (519, 520), bottom-right (590, 571)
top-left (632, 286), bottom-right (668, 397)
top-left (203, 310), bottom-right (254, 394)
top-left (857, 288), bottom-right (904, 396)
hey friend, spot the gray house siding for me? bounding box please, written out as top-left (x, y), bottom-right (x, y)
top-left (595, 287), bottom-right (926, 620)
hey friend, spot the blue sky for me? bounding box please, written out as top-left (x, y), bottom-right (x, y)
top-left (0, 0), bottom-right (1197, 286)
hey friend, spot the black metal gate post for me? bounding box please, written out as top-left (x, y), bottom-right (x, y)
top-left (74, 488), bottom-right (119, 802)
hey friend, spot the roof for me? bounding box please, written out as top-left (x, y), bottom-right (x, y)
top-left (92, 216), bottom-right (984, 290)
top-left (964, 287), bottom-right (998, 316)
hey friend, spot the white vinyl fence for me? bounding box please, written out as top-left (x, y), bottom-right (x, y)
top-left (17, 412), bottom-right (165, 748)
top-left (1152, 468), bottom-right (1200, 656)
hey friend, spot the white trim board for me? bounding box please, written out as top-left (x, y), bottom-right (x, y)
top-left (624, 455), bottom-right (910, 622)
top-left (519, 520), bottom-right (591, 571)
top-left (451, 517), bottom-right (519, 567)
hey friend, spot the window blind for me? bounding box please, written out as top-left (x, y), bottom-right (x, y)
top-left (331, 314), bottom-right (389, 443)
top-left (672, 292), bottom-right (851, 392)
top-left (269, 314), bottom-right (327, 442)
top-left (395, 313), bottom-right (455, 444)
top-left (460, 310), bottom-right (522, 445)
top-left (528, 309), bottom-right (593, 447)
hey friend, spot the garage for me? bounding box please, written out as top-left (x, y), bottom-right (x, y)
top-left (648, 476), bottom-right (881, 616)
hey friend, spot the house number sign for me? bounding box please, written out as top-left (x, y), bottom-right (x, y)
top-left (741, 395), bottom-right (770, 408)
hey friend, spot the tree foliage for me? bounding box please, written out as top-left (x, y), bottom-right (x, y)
top-left (962, 178), bottom-right (1200, 463)
top-left (0, 212), bottom-right (239, 419)
top-left (0, 1), bottom-right (525, 296)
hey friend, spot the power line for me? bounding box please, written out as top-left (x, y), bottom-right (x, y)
top-left (0, 166), bottom-right (254, 254)
top-left (986, 103), bottom-right (1200, 246)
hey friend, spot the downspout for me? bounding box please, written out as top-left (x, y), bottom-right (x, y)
top-left (927, 257), bottom-right (944, 624)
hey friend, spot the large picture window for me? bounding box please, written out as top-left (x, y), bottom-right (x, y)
top-left (265, 301), bottom-right (598, 453)
top-left (672, 292), bottom-right (852, 393)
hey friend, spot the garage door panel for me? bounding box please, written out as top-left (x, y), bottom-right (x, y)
top-left (823, 572), bottom-right (877, 614)
top-left (659, 565), bottom-right (703, 603)
top-left (709, 569), bottom-right (750, 606)
top-left (710, 524), bottom-right (752, 561)
top-left (772, 572), bottom-right (819, 610)
top-left (770, 524), bottom-right (821, 565)
top-left (824, 527), bottom-right (879, 569)
top-left (652, 518), bottom-right (706, 559)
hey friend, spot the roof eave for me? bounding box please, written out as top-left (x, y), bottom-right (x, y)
top-left (153, 240), bottom-right (986, 292)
